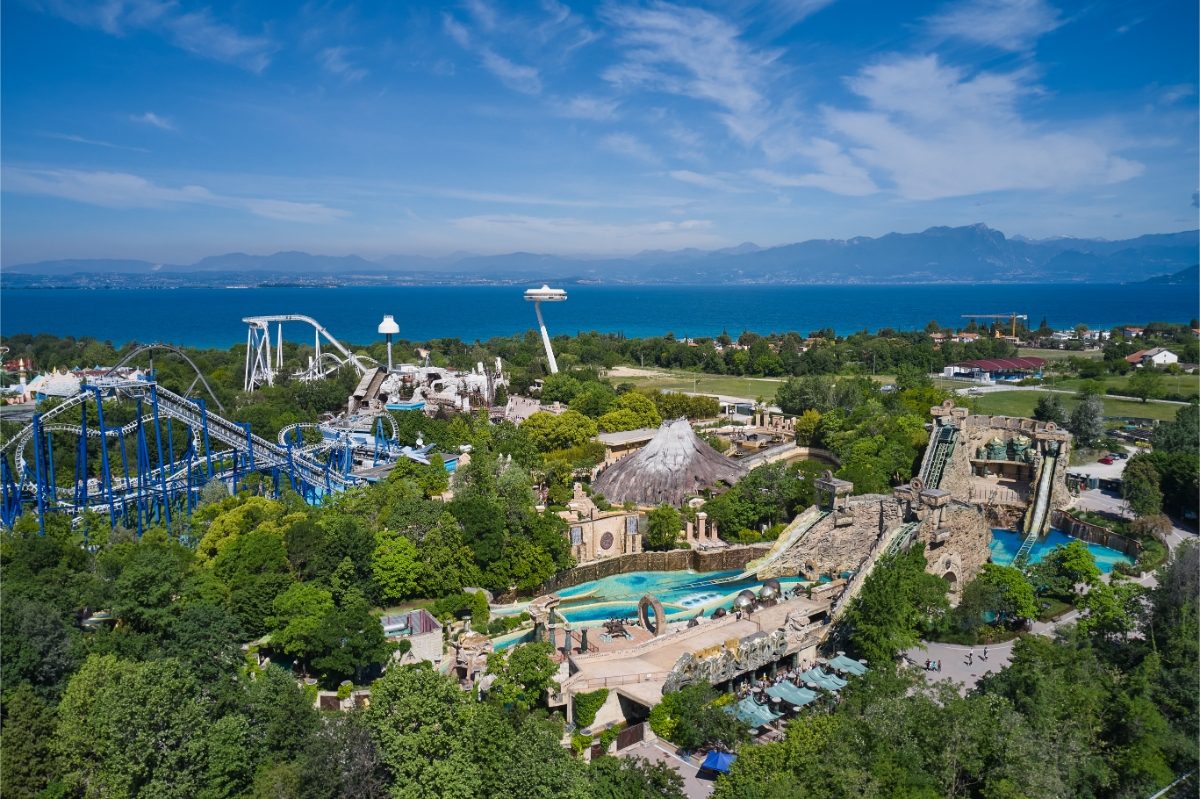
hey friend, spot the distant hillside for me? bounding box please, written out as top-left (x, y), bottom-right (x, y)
top-left (1142, 264), bottom-right (1199, 284)
top-left (5, 225), bottom-right (1197, 286)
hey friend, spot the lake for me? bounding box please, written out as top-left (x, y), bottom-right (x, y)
top-left (1, 283), bottom-right (1196, 349)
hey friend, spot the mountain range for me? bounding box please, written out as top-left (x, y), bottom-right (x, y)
top-left (4, 224), bottom-right (1197, 287)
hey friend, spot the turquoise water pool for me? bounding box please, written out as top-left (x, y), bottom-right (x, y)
top-left (548, 568), bottom-right (809, 626)
top-left (989, 528), bottom-right (1134, 573)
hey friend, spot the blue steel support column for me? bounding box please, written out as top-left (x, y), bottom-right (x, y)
top-left (134, 399), bottom-right (149, 535)
top-left (0, 455), bottom-right (20, 527)
top-left (150, 386), bottom-right (172, 527)
top-left (31, 413), bottom-right (46, 536)
top-left (74, 403), bottom-right (89, 511)
top-left (284, 431), bottom-right (299, 493)
top-left (91, 387), bottom-right (116, 527)
top-left (45, 430), bottom-right (57, 504)
top-left (197, 398), bottom-right (214, 479)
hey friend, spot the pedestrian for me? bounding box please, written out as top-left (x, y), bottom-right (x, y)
top-left (982, 646), bottom-right (989, 661)
top-left (966, 652), bottom-right (973, 666)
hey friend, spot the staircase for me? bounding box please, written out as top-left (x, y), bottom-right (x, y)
top-left (921, 425), bottom-right (957, 489)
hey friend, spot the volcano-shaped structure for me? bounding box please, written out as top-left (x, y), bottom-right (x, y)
top-left (593, 418), bottom-right (745, 507)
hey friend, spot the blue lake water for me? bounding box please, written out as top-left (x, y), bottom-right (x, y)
top-left (989, 528), bottom-right (1134, 573)
top-left (2, 284), bottom-right (1196, 348)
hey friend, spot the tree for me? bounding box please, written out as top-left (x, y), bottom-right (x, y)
top-left (0, 594), bottom-right (76, 696)
top-left (538, 373), bottom-right (581, 403)
top-left (1123, 456), bottom-right (1164, 517)
top-left (55, 655), bottom-right (212, 798)
top-left (568, 382), bottom-right (616, 418)
top-left (1068, 394), bottom-right (1105, 447)
top-left (372, 532), bottom-right (423, 603)
top-left (1033, 394), bottom-right (1069, 427)
top-left (842, 545), bottom-right (948, 665)
top-left (1028, 540), bottom-right (1101, 598)
top-left (309, 593), bottom-right (391, 684)
top-left (0, 684), bottom-right (61, 797)
top-left (298, 711), bottom-right (389, 799)
top-left (522, 410), bottom-right (598, 451)
top-left (587, 756), bottom-right (687, 799)
top-left (793, 408), bottom-right (821, 446)
top-left (1077, 579), bottom-right (1145, 642)
top-left (484, 641), bottom-right (559, 711)
top-left (963, 564), bottom-right (1038, 623)
top-left (649, 684), bottom-right (749, 751)
top-left (597, 391), bottom-right (661, 432)
top-left (1127, 367), bottom-right (1165, 403)
top-left (644, 504), bottom-right (682, 551)
top-left (269, 582), bottom-right (335, 668)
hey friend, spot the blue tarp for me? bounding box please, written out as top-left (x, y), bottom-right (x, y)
top-left (701, 751), bottom-right (737, 773)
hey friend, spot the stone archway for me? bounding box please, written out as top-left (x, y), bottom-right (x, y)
top-left (638, 595), bottom-right (666, 637)
top-left (942, 571), bottom-right (958, 590)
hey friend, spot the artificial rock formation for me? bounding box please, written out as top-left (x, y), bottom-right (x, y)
top-left (592, 418), bottom-right (744, 507)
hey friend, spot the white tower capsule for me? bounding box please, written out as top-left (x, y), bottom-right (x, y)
top-left (378, 314), bottom-right (400, 372)
top-left (523, 285), bottom-right (567, 374)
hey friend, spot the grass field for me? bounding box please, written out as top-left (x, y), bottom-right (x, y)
top-left (970, 390), bottom-right (1184, 422)
top-left (1050, 374), bottom-right (1200, 400)
top-left (608, 367), bottom-right (901, 400)
top-left (1018, 347), bottom-right (1104, 361)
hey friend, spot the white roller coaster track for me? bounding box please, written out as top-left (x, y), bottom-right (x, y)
top-left (243, 314), bottom-right (377, 391)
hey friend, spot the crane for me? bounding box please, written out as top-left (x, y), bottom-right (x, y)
top-left (961, 312), bottom-right (1028, 338)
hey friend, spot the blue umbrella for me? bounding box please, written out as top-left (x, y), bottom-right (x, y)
top-left (701, 751), bottom-right (737, 774)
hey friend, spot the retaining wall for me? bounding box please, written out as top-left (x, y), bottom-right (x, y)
top-left (532, 544), bottom-right (771, 597)
top-left (1051, 510), bottom-right (1143, 556)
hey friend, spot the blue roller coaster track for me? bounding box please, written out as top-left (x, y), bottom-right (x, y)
top-left (0, 380), bottom-right (369, 538)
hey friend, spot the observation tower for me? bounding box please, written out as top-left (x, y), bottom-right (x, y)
top-left (524, 285), bottom-right (567, 374)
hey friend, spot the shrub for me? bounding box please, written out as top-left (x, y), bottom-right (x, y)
top-left (570, 734), bottom-right (593, 756)
top-left (599, 725), bottom-right (621, 750)
top-left (573, 688), bottom-right (609, 728)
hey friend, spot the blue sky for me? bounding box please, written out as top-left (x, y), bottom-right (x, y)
top-left (2, 0), bottom-right (1197, 264)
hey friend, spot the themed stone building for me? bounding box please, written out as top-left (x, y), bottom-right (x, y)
top-left (560, 484), bottom-right (644, 564)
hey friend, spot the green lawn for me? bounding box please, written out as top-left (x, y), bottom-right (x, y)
top-left (970, 390), bottom-right (1184, 422)
top-left (609, 368), bottom-right (903, 401)
top-left (1019, 347), bottom-right (1104, 361)
top-left (1050, 373), bottom-right (1200, 400)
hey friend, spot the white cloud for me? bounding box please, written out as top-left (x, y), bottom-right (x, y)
top-left (822, 55), bottom-right (1142, 200)
top-left (44, 132), bottom-right (149, 153)
top-left (39, 0), bottom-right (276, 72)
top-left (450, 213), bottom-right (722, 254)
top-left (443, 12), bottom-right (542, 95)
top-left (319, 47), bottom-right (368, 83)
top-left (926, 0), bottom-right (1063, 51)
top-left (750, 139), bottom-right (877, 196)
top-left (601, 133), bottom-right (660, 164)
top-left (555, 95), bottom-right (620, 120)
top-left (602, 3), bottom-right (779, 144)
top-left (479, 49), bottom-right (542, 94)
top-left (666, 169), bottom-right (755, 193)
top-left (443, 14), bottom-right (472, 48)
top-left (131, 111), bottom-right (175, 131)
top-left (2, 167), bottom-right (349, 224)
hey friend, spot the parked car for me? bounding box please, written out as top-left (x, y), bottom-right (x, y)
top-left (1099, 456), bottom-right (1115, 465)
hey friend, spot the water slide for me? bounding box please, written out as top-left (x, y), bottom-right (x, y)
top-left (692, 506), bottom-right (831, 586)
top-left (920, 425), bottom-right (957, 489)
top-left (1014, 453), bottom-right (1057, 567)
